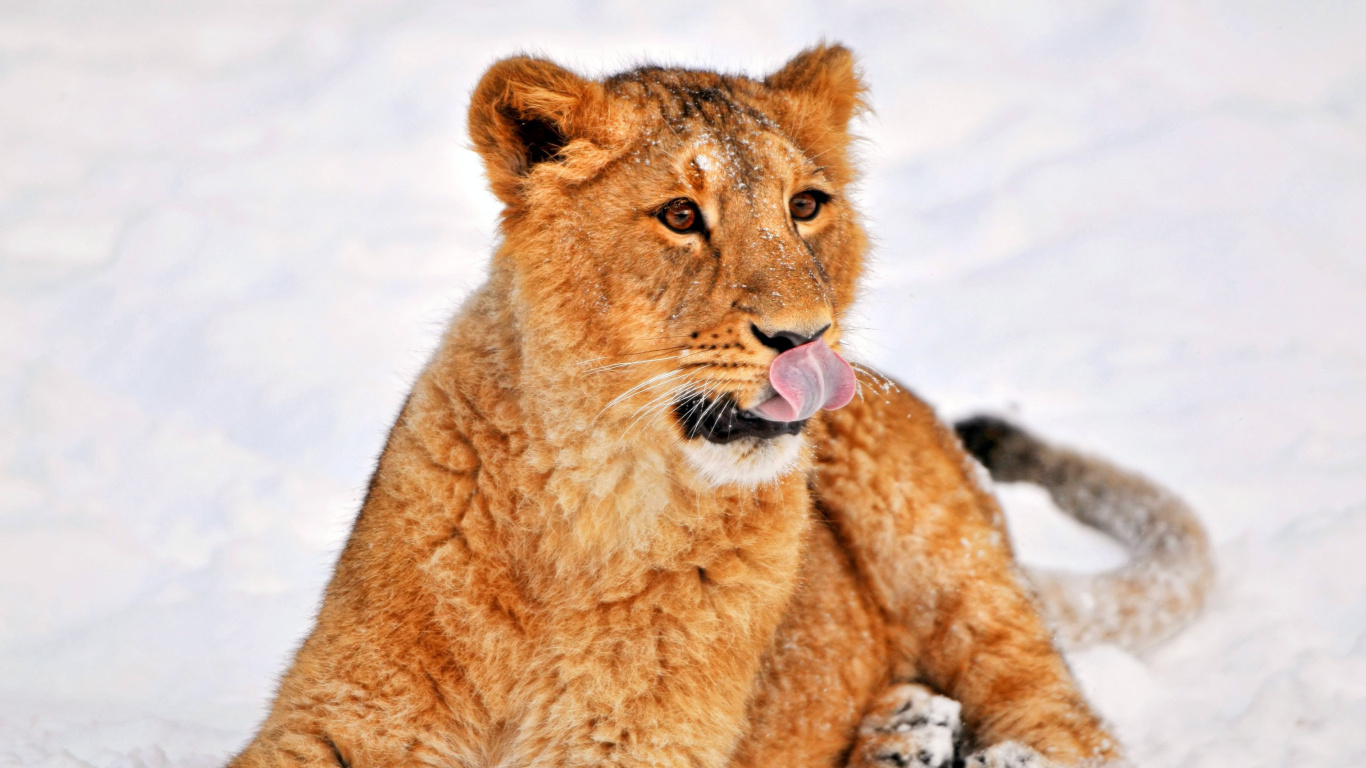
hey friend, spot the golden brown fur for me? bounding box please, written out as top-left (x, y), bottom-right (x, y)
top-left (230, 45), bottom-right (1210, 768)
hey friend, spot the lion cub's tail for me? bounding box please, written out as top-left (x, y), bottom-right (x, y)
top-left (954, 416), bottom-right (1215, 653)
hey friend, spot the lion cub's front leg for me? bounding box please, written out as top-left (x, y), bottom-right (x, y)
top-left (815, 384), bottom-right (1120, 765)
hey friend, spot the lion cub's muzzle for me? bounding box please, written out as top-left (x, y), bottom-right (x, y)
top-left (674, 337), bottom-right (858, 444)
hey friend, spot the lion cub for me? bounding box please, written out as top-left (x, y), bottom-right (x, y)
top-left (230, 46), bottom-right (1210, 768)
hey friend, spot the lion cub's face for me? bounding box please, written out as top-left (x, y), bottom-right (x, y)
top-left (470, 49), bottom-right (867, 486)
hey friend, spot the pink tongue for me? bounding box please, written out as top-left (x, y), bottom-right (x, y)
top-left (749, 338), bottom-right (858, 422)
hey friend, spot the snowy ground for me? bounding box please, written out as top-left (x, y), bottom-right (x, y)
top-left (2, 1), bottom-right (1364, 766)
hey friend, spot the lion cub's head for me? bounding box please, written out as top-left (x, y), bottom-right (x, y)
top-left (468, 46), bottom-right (868, 487)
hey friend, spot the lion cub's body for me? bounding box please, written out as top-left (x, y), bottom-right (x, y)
top-left (231, 48), bottom-right (1135, 768)
top-left (243, 280), bottom-right (822, 766)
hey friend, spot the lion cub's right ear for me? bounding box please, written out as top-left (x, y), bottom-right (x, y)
top-left (468, 57), bottom-right (610, 207)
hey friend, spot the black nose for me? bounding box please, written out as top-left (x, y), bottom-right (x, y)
top-left (750, 323), bottom-right (830, 353)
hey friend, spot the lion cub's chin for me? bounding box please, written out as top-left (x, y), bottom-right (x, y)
top-left (680, 433), bottom-right (805, 488)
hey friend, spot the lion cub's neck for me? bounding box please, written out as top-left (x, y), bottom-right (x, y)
top-left (415, 272), bottom-right (808, 587)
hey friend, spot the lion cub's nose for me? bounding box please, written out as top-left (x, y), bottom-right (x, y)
top-left (751, 323), bottom-right (830, 353)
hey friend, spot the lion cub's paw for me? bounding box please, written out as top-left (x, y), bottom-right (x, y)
top-left (963, 742), bottom-right (1052, 768)
top-left (848, 683), bottom-right (962, 768)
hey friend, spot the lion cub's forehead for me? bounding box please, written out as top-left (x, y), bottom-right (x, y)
top-left (679, 137), bottom-right (816, 228)
top-left (606, 66), bottom-right (772, 124)
top-left (607, 67), bottom-right (807, 178)
top-left (687, 131), bottom-right (808, 182)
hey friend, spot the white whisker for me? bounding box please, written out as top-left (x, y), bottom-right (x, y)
top-left (583, 353), bottom-right (684, 375)
top-left (623, 382), bottom-right (699, 439)
top-left (593, 369), bottom-right (690, 423)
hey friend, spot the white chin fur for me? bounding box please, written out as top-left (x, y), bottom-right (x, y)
top-left (680, 433), bottom-right (804, 487)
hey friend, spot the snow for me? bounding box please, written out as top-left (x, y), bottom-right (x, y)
top-left (2, 1), bottom-right (1364, 765)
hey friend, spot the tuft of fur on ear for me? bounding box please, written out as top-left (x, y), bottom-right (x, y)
top-left (764, 44), bottom-right (868, 175)
top-left (468, 56), bottom-right (609, 206)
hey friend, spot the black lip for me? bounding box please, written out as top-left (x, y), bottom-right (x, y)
top-left (673, 394), bottom-right (806, 444)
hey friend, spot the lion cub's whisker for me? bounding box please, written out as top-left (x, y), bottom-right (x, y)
top-left (638, 375), bottom-right (728, 437)
top-left (625, 375), bottom-right (729, 439)
top-left (848, 362), bottom-right (899, 405)
top-left (650, 378), bottom-right (727, 433)
top-left (602, 370), bottom-right (688, 409)
top-left (594, 369), bottom-right (692, 423)
top-left (629, 381), bottom-right (694, 420)
top-left (584, 355), bottom-right (685, 375)
top-left (623, 382), bottom-right (701, 438)
top-left (580, 344), bottom-right (689, 366)
top-left (696, 383), bottom-right (736, 425)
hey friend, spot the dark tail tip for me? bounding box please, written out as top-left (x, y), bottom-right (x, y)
top-left (953, 415), bottom-right (1042, 482)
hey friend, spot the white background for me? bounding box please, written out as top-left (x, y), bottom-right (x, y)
top-left (2, 1), bottom-right (1364, 766)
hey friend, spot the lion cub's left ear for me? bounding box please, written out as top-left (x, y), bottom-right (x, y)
top-left (764, 44), bottom-right (868, 169)
top-left (468, 56), bottom-right (612, 207)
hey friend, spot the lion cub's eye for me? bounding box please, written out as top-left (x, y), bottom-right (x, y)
top-left (659, 198), bottom-right (703, 233)
top-left (789, 190), bottom-right (826, 222)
